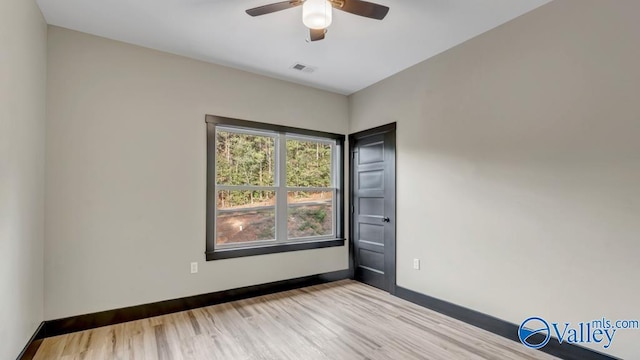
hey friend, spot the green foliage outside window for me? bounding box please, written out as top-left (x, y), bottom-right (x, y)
top-left (216, 131), bottom-right (332, 209)
top-left (286, 139), bottom-right (331, 188)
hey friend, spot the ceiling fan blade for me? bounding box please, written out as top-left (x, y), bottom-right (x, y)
top-left (334, 0), bottom-right (389, 20)
top-left (309, 28), bottom-right (326, 41)
top-left (246, 1), bottom-right (302, 17)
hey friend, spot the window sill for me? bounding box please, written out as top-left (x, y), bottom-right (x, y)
top-left (206, 238), bottom-right (346, 261)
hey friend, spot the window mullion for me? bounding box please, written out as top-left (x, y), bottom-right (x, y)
top-left (286, 186), bottom-right (334, 193)
top-left (216, 185), bottom-right (277, 191)
top-left (275, 133), bottom-right (288, 243)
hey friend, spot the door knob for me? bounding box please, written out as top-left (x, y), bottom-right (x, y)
top-left (382, 217), bottom-right (390, 223)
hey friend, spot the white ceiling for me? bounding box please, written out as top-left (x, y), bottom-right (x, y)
top-left (36, 0), bottom-right (551, 95)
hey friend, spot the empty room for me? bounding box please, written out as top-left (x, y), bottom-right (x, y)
top-left (2, 0), bottom-right (639, 359)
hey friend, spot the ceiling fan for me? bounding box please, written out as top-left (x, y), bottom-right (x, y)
top-left (246, 0), bottom-right (389, 41)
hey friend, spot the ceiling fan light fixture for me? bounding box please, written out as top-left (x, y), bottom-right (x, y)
top-left (302, 0), bottom-right (332, 30)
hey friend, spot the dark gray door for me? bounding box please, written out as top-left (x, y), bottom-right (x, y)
top-left (350, 124), bottom-right (396, 292)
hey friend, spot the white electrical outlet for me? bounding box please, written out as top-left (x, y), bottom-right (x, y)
top-left (190, 262), bottom-right (198, 274)
top-left (413, 258), bottom-right (420, 270)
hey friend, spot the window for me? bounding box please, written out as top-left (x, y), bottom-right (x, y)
top-left (206, 115), bottom-right (345, 260)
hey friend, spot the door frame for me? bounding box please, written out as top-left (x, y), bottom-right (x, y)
top-left (348, 122), bottom-right (397, 294)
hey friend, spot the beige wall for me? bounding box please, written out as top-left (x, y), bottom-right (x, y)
top-left (45, 26), bottom-right (349, 320)
top-left (350, 0), bottom-right (640, 358)
top-left (0, 0), bottom-right (47, 358)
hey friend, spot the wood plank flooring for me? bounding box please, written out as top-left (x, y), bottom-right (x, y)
top-left (34, 280), bottom-right (559, 360)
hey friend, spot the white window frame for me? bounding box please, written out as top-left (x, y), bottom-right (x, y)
top-left (205, 115), bottom-right (345, 260)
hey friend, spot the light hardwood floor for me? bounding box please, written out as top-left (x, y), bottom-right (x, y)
top-left (34, 280), bottom-right (558, 359)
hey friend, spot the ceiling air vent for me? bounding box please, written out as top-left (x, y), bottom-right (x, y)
top-left (290, 63), bottom-right (315, 74)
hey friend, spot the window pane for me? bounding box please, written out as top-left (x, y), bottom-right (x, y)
top-left (216, 130), bottom-right (275, 186)
top-left (286, 139), bottom-right (332, 187)
top-left (216, 190), bottom-right (276, 245)
top-left (288, 191), bottom-right (333, 238)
